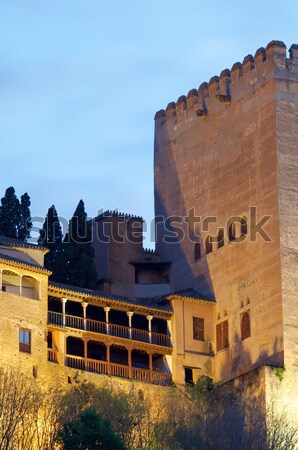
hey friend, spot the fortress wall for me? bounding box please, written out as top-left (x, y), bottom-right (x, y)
top-left (154, 42), bottom-right (293, 383)
top-left (275, 44), bottom-right (298, 415)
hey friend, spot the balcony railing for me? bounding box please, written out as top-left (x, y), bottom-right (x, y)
top-left (48, 311), bottom-right (171, 348)
top-left (63, 354), bottom-right (172, 385)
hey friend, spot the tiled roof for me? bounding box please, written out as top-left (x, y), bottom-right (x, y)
top-left (0, 246), bottom-right (51, 274)
top-left (48, 281), bottom-right (173, 314)
top-left (0, 235), bottom-right (48, 252)
top-left (168, 288), bottom-right (216, 303)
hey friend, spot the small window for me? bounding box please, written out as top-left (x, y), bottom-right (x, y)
top-left (184, 367), bottom-right (194, 385)
top-left (193, 317), bottom-right (204, 341)
top-left (216, 320), bottom-right (229, 352)
top-left (194, 242), bottom-right (201, 260)
top-left (241, 217), bottom-right (248, 236)
top-left (241, 311), bottom-right (251, 340)
top-left (205, 236), bottom-right (212, 254)
top-left (19, 329), bottom-right (31, 354)
top-left (228, 223), bottom-right (236, 241)
top-left (218, 228), bottom-right (224, 249)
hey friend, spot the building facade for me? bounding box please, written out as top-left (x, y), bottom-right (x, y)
top-left (0, 40), bottom-right (297, 422)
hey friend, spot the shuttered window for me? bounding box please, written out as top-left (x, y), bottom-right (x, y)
top-left (216, 320), bottom-right (229, 351)
top-left (193, 317), bottom-right (204, 341)
top-left (19, 328), bottom-right (31, 353)
top-left (241, 311), bottom-right (251, 340)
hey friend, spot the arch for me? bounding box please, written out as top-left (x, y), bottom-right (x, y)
top-left (194, 242), bottom-right (201, 260)
top-left (2, 269), bottom-right (21, 295)
top-left (87, 340), bottom-right (106, 361)
top-left (218, 228), bottom-right (224, 249)
top-left (66, 336), bottom-right (84, 357)
top-left (241, 311), bottom-right (251, 340)
top-left (205, 236), bottom-right (212, 254)
top-left (241, 216), bottom-right (248, 236)
top-left (110, 344), bottom-right (128, 365)
top-left (22, 275), bottom-right (40, 300)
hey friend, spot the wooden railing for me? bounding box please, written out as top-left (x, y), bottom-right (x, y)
top-left (48, 311), bottom-right (171, 348)
top-left (48, 349), bottom-right (58, 363)
top-left (64, 354), bottom-right (172, 385)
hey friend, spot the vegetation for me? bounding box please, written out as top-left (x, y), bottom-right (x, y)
top-left (0, 187), bottom-right (32, 240)
top-left (62, 199), bottom-right (98, 289)
top-left (0, 368), bottom-right (296, 450)
top-left (38, 205), bottom-right (66, 283)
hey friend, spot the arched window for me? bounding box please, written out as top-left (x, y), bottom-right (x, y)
top-left (194, 242), bottom-right (201, 260)
top-left (241, 217), bottom-right (248, 236)
top-left (228, 223), bottom-right (236, 242)
top-left (218, 228), bottom-right (224, 249)
top-left (241, 311), bottom-right (251, 340)
top-left (205, 236), bottom-right (212, 254)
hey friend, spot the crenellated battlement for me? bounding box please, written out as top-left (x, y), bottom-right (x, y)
top-left (154, 41), bottom-right (298, 122)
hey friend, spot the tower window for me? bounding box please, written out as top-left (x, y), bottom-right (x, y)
top-left (241, 217), bottom-right (248, 236)
top-left (216, 320), bottom-right (229, 352)
top-left (19, 329), bottom-right (31, 354)
top-left (194, 242), bottom-right (201, 260)
top-left (205, 236), bottom-right (212, 254)
top-left (228, 223), bottom-right (236, 242)
top-left (218, 228), bottom-right (224, 248)
top-left (241, 311), bottom-right (251, 340)
top-left (193, 317), bottom-right (205, 341)
top-left (184, 367), bottom-right (194, 385)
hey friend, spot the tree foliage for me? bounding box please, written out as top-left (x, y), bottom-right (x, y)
top-left (0, 370), bottom-right (296, 450)
top-left (62, 200), bottom-right (98, 289)
top-left (18, 192), bottom-right (32, 240)
top-left (61, 408), bottom-right (126, 450)
top-left (0, 187), bottom-right (20, 239)
top-left (38, 205), bottom-right (65, 281)
top-left (0, 187), bottom-right (32, 240)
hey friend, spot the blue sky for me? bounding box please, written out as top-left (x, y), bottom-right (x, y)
top-left (1, 1), bottom-right (298, 245)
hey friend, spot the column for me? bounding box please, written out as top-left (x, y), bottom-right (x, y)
top-left (0, 269), bottom-right (2, 291)
top-left (82, 302), bottom-right (88, 330)
top-left (128, 348), bottom-right (132, 379)
top-left (61, 298), bottom-right (67, 326)
top-left (104, 306), bottom-right (110, 335)
top-left (84, 339), bottom-right (88, 370)
top-left (149, 353), bottom-right (153, 382)
top-left (146, 315), bottom-right (153, 344)
top-left (106, 343), bottom-right (111, 375)
top-left (127, 311), bottom-right (134, 339)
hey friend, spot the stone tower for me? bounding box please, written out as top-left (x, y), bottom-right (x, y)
top-left (154, 41), bottom-right (298, 415)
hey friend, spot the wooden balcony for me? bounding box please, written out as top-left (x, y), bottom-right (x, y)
top-left (61, 354), bottom-right (172, 385)
top-left (48, 311), bottom-right (172, 348)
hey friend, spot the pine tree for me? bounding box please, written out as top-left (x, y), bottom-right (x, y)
top-left (0, 187), bottom-right (20, 239)
top-left (38, 205), bottom-right (66, 282)
top-left (63, 200), bottom-right (98, 289)
top-left (18, 193), bottom-right (32, 241)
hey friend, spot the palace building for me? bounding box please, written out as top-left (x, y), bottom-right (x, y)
top-left (0, 40), bottom-right (297, 422)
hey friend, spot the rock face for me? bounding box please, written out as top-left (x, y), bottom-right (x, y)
top-left (154, 41), bottom-right (298, 417)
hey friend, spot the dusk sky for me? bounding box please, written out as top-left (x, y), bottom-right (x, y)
top-left (1, 1), bottom-right (298, 245)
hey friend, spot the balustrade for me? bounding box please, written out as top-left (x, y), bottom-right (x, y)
top-left (62, 354), bottom-right (171, 385)
top-left (48, 311), bottom-right (171, 348)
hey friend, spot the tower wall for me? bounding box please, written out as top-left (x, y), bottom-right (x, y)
top-left (275, 44), bottom-right (298, 418)
top-left (154, 41), bottom-right (294, 383)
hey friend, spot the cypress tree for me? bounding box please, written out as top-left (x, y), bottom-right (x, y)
top-left (18, 193), bottom-right (32, 241)
top-left (0, 187), bottom-right (20, 239)
top-left (63, 200), bottom-right (98, 289)
top-left (38, 205), bottom-right (66, 282)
